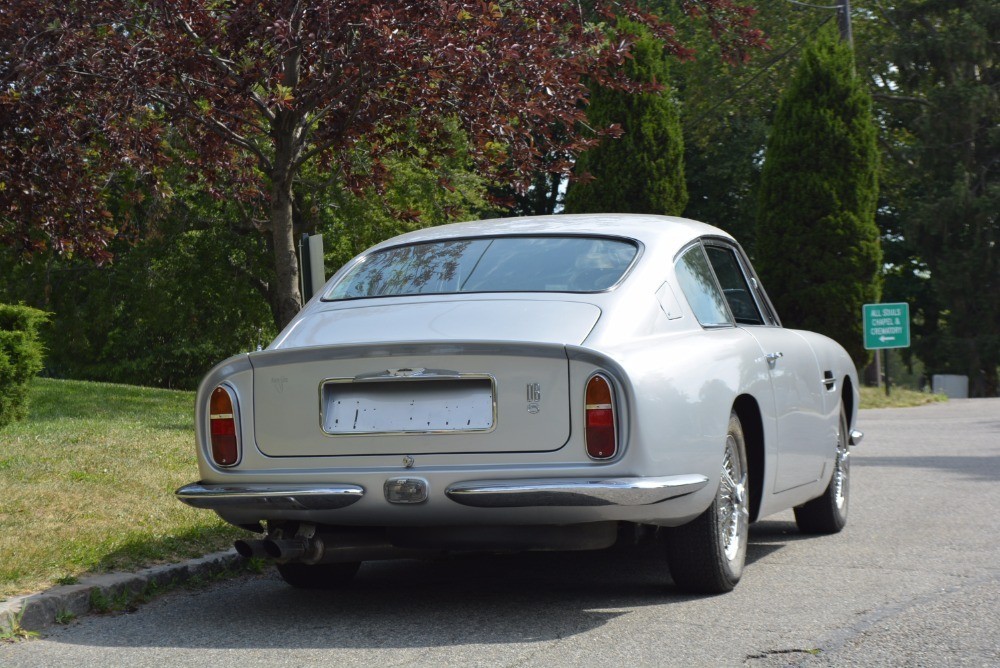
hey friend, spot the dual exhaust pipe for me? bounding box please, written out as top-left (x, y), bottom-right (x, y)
top-left (235, 527), bottom-right (412, 564)
top-left (235, 536), bottom-right (323, 563)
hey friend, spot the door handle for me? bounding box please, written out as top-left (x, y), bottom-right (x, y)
top-left (823, 371), bottom-right (837, 391)
top-left (765, 352), bottom-right (783, 368)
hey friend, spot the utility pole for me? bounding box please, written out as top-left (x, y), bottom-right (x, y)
top-left (838, 0), bottom-right (854, 47)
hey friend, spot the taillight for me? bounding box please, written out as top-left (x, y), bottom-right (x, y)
top-left (585, 374), bottom-right (617, 459)
top-left (209, 385), bottom-right (239, 467)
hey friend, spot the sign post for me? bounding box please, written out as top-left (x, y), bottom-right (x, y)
top-left (863, 302), bottom-right (911, 396)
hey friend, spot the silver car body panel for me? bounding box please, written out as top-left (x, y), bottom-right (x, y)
top-left (251, 344), bottom-right (573, 457)
top-left (271, 299), bottom-right (602, 349)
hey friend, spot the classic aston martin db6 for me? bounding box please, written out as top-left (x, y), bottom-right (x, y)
top-left (177, 214), bottom-right (861, 593)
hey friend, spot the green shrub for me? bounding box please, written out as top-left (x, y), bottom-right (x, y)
top-left (0, 303), bottom-right (48, 427)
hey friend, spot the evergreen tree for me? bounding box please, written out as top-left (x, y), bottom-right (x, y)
top-left (666, 3), bottom-right (831, 251)
top-left (564, 21), bottom-right (687, 215)
top-left (756, 28), bottom-right (881, 367)
top-left (858, 0), bottom-right (999, 396)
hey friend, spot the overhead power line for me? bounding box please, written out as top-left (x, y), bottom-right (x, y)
top-left (782, 0), bottom-right (843, 10)
top-left (782, 0), bottom-right (854, 45)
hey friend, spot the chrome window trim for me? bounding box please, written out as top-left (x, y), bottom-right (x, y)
top-left (702, 240), bottom-right (768, 327)
top-left (701, 237), bottom-right (782, 328)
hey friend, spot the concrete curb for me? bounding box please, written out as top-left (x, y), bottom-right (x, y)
top-left (0, 549), bottom-right (245, 635)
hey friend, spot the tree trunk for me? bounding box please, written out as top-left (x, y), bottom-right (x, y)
top-left (984, 367), bottom-right (999, 398)
top-left (270, 177), bottom-right (302, 329)
top-left (268, 103), bottom-right (305, 330)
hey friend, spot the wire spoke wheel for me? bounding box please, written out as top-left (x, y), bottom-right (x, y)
top-left (794, 403), bottom-right (851, 534)
top-left (833, 429), bottom-right (850, 511)
top-left (665, 411), bottom-right (749, 593)
top-left (718, 434), bottom-right (749, 564)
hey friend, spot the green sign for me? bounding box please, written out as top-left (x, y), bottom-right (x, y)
top-left (863, 302), bottom-right (910, 350)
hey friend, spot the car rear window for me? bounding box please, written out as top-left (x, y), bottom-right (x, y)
top-left (324, 236), bottom-right (639, 300)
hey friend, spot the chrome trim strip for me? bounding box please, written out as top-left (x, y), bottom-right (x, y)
top-left (354, 367), bottom-right (462, 381)
top-left (849, 430), bottom-right (864, 446)
top-left (175, 483), bottom-right (365, 511)
top-left (445, 474), bottom-right (710, 508)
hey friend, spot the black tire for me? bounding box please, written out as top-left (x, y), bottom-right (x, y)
top-left (665, 411), bottom-right (750, 594)
top-left (275, 561), bottom-right (361, 589)
top-left (794, 404), bottom-right (850, 534)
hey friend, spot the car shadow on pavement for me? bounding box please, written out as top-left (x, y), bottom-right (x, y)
top-left (29, 522), bottom-right (829, 651)
top-left (37, 551), bottom-right (668, 650)
top-left (745, 519), bottom-right (822, 563)
top-left (746, 520), bottom-right (805, 565)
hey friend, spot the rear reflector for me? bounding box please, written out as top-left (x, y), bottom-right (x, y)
top-left (209, 385), bottom-right (239, 467)
top-left (585, 374), bottom-right (617, 459)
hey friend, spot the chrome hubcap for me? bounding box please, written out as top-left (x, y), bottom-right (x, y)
top-left (719, 434), bottom-right (749, 563)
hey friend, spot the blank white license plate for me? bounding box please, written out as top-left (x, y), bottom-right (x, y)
top-left (321, 379), bottom-right (494, 434)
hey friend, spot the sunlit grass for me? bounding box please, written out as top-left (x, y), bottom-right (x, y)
top-left (860, 385), bottom-right (948, 409)
top-left (0, 378), bottom-right (245, 600)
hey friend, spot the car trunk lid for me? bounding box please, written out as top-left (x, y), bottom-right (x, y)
top-left (250, 341), bottom-right (573, 457)
top-left (271, 299), bottom-right (602, 349)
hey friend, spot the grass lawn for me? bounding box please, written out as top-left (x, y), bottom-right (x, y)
top-left (0, 378), bottom-right (246, 601)
top-left (859, 385), bottom-right (948, 409)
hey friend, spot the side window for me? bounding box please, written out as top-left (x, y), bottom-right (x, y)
top-left (705, 246), bottom-right (765, 326)
top-left (675, 245), bottom-right (733, 327)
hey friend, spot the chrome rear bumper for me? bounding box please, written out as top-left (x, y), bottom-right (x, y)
top-left (176, 473), bottom-right (709, 511)
top-left (175, 483), bottom-right (365, 511)
top-left (444, 474), bottom-right (709, 508)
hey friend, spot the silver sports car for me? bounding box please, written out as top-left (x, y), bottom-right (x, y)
top-left (177, 214), bottom-right (862, 593)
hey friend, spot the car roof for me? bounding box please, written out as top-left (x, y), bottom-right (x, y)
top-left (367, 213), bottom-right (734, 254)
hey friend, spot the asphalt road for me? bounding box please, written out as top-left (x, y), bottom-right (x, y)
top-left (3, 399), bottom-right (998, 667)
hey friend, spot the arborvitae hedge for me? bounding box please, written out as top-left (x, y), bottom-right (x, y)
top-left (0, 303), bottom-right (47, 428)
top-left (564, 20), bottom-right (687, 215)
top-left (755, 29), bottom-right (881, 367)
